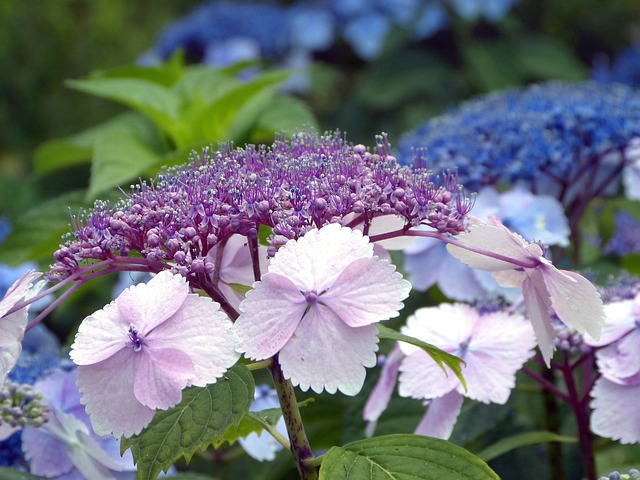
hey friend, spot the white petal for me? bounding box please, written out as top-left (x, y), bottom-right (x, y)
top-left (585, 298), bottom-right (636, 347)
top-left (591, 377), bottom-right (640, 444)
top-left (541, 265), bottom-right (604, 340)
top-left (235, 273), bottom-right (307, 360)
top-left (363, 345), bottom-right (404, 422)
top-left (321, 257), bottom-right (410, 328)
top-left (70, 302), bottom-right (128, 365)
top-left (414, 390), bottom-right (464, 440)
top-left (269, 224), bottom-right (373, 292)
top-left (278, 305), bottom-right (378, 395)
top-left (398, 349), bottom-right (460, 400)
top-left (522, 272), bottom-right (556, 366)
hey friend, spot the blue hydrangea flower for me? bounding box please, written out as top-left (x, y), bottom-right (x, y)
top-left (0, 217), bottom-right (10, 244)
top-left (398, 81), bottom-right (640, 205)
top-left (592, 44), bottom-right (640, 88)
top-left (603, 211), bottom-right (640, 256)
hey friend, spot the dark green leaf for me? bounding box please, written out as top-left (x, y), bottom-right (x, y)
top-left (319, 434), bottom-right (499, 479)
top-left (376, 324), bottom-right (467, 390)
top-left (462, 41), bottom-right (523, 91)
top-left (477, 431), bottom-right (577, 462)
top-left (121, 364), bottom-right (254, 480)
top-left (252, 96), bottom-right (318, 141)
top-left (0, 468), bottom-right (45, 480)
top-left (514, 36), bottom-right (587, 80)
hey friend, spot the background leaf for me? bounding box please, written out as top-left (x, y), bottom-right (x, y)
top-left (319, 434), bottom-right (499, 479)
top-left (0, 468), bottom-right (45, 480)
top-left (120, 364), bottom-right (254, 480)
top-left (477, 431), bottom-right (577, 462)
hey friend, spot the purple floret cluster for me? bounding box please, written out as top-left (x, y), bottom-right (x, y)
top-left (49, 130), bottom-right (472, 282)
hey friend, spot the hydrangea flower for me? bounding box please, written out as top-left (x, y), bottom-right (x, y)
top-left (592, 44), bottom-right (640, 88)
top-left (234, 224), bottom-right (411, 395)
top-left (447, 216), bottom-right (604, 364)
top-left (586, 292), bottom-right (640, 444)
top-left (239, 385), bottom-right (287, 461)
top-left (398, 81), bottom-right (640, 203)
top-left (602, 211), bottom-right (640, 256)
top-left (404, 185), bottom-right (569, 300)
top-left (70, 271), bottom-right (239, 437)
top-left (397, 303), bottom-right (536, 439)
top-left (22, 369), bottom-right (136, 479)
top-left (1, 270), bottom-right (43, 385)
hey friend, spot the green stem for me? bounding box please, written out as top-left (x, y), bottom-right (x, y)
top-left (269, 358), bottom-right (318, 480)
top-left (246, 359), bottom-right (273, 371)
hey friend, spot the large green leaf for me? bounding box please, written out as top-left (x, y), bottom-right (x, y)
top-left (66, 77), bottom-right (184, 144)
top-left (252, 96), bottom-right (318, 141)
top-left (319, 434), bottom-right (499, 479)
top-left (120, 364), bottom-right (254, 480)
top-left (514, 36), bottom-right (587, 80)
top-left (86, 130), bottom-right (162, 199)
top-left (477, 431), bottom-right (577, 462)
top-left (376, 324), bottom-right (467, 390)
top-left (462, 40), bottom-right (523, 91)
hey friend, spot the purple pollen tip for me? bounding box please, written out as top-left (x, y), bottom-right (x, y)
top-left (128, 324), bottom-right (143, 352)
top-left (304, 290), bottom-right (319, 304)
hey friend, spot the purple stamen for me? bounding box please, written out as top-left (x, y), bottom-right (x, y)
top-left (128, 324), bottom-right (143, 352)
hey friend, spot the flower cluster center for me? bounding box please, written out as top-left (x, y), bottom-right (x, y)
top-left (127, 324), bottom-right (143, 352)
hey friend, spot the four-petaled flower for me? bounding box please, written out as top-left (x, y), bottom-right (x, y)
top-left (234, 224), bottom-right (411, 395)
top-left (1, 270), bottom-right (43, 385)
top-left (397, 303), bottom-right (536, 439)
top-left (447, 216), bottom-right (604, 364)
top-left (70, 271), bottom-right (240, 437)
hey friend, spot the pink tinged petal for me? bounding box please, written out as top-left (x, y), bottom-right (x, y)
top-left (541, 266), bottom-right (604, 340)
top-left (461, 312), bottom-right (536, 403)
top-left (367, 214), bottom-right (415, 250)
top-left (522, 272), bottom-right (556, 366)
top-left (398, 350), bottom-right (460, 400)
top-left (269, 224), bottom-right (373, 292)
top-left (363, 345), bottom-right (404, 422)
top-left (446, 220), bottom-right (534, 271)
top-left (70, 302), bottom-right (129, 365)
top-left (235, 273), bottom-right (307, 360)
top-left (492, 268), bottom-right (527, 288)
top-left (134, 348), bottom-right (193, 410)
top-left (116, 271), bottom-right (189, 334)
top-left (321, 257), bottom-right (410, 328)
top-left (597, 329), bottom-right (640, 380)
top-left (278, 305), bottom-right (379, 396)
top-left (585, 299), bottom-right (637, 347)
top-left (148, 294), bottom-right (239, 387)
top-left (0, 270), bottom-right (41, 317)
top-left (414, 390), bottom-right (464, 440)
top-left (77, 349), bottom-right (155, 438)
top-left (591, 377), bottom-right (640, 444)
top-left (0, 308), bottom-right (27, 384)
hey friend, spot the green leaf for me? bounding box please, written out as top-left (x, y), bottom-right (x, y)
top-left (86, 130), bottom-right (161, 199)
top-left (227, 282), bottom-right (253, 298)
top-left (0, 468), bottom-right (45, 480)
top-left (121, 364), bottom-right (254, 480)
top-left (462, 41), bottom-right (523, 91)
top-left (376, 324), bottom-right (467, 390)
top-left (319, 434), bottom-right (499, 479)
top-left (166, 474), bottom-right (220, 480)
top-left (252, 96), bottom-right (318, 141)
top-left (476, 431), bottom-right (577, 462)
top-left (514, 36), bottom-right (587, 80)
top-left (66, 77), bottom-right (184, 144)
top-left (0, 190), bottom-right (93, 265)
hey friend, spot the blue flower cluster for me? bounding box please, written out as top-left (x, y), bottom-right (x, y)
top-left (398, 81), bottom-right (640, 203)
top-left (146, 0), bottom-right (519, 65)
top-left (593, 44), bottom-right (640, 88)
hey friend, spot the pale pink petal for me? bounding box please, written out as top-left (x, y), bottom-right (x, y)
top-left (400, 304), bottom-right (478, 356)
top-left (591, 377), bottom-right (640, 444)
top-left (367, 214), bottom-right (415, 250)
top-left (541, 265), bottom-right (604, 340)
top-left (278, 305), bottom-right (379, 395)
top-left (0, 270), bottom-right (41, 317)
top-left (77, 350), bottom-right (155, 438)
top-left (116, 271), bottom-right (189, 334)
top-left (446, 219), bottom-right (534, 271)
top-left (596, 329), bottom-right (640, 380)
top-left (235, 273), bottom-right (307, 360)
top-left (269, 224), bottom-right (373, 293)
top-left (148, 294), bottom-right (239, 386)
top-left (492, 268), bottom-right (527, 288)
top-left (461, 311), bottom-right (536, 403)
top-left (134, 348), bottom-right (193, 409)
top-left (70, 428), bottom-right (125, 479)
top-left (70, 302), bottom-right (129, 365)
top-left (522, 272), bottom-right (556, 366)
top-left (363, 345), bottom-right (404, 422)
top-left (398, 349), bottom-right (460, 400)
top-left (414, 390), bottom-right (464, 440)
top-left (0, 308), bottom-right (28, 384)
top-left (321, 257), bottom-right (410, 328)
top-left (585, 299), bottom-right (637, 347)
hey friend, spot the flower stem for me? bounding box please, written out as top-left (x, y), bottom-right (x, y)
top-left (269, 358), bottom-right (318, 480)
